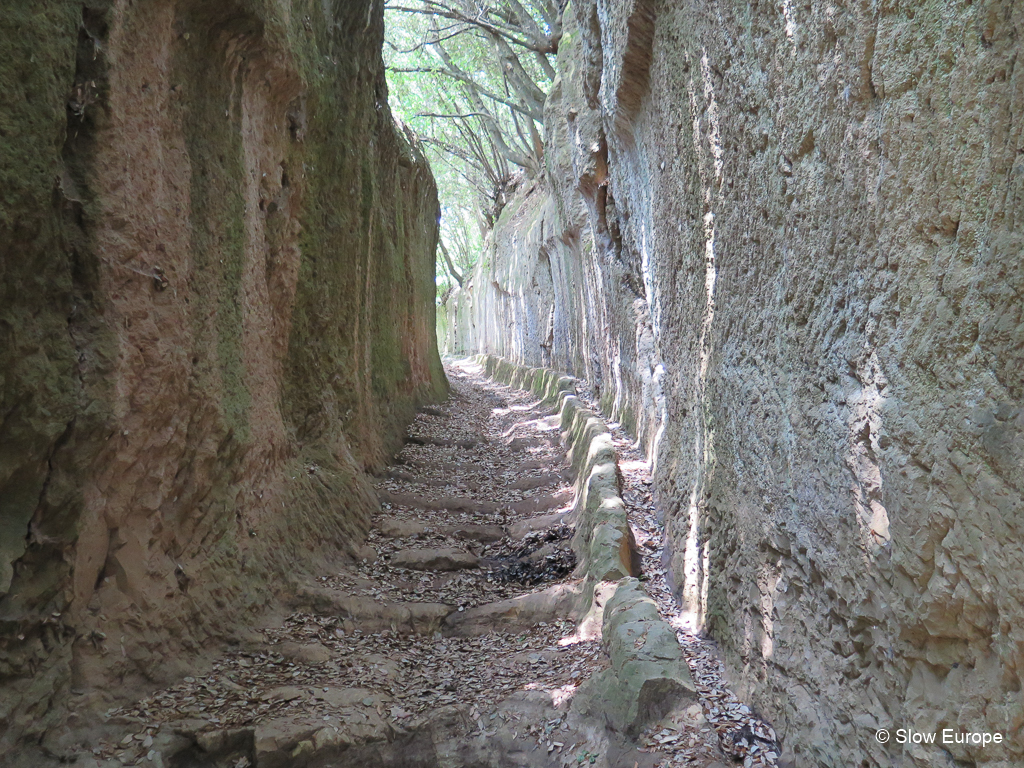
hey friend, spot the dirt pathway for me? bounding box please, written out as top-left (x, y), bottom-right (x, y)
top-left (93, 361), bottom-right (739, 768)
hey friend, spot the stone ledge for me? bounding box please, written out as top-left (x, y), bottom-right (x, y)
top-left (474, 354), bottom-right (695, 735)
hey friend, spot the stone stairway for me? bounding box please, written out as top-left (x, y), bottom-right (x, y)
top-left (86, 361), bottom-right (733, 768)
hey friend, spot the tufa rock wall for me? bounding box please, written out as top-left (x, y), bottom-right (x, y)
top-left (0, 0), bottom-right (446, 757)
top-left (445, 1), bottom-right (1024, 765)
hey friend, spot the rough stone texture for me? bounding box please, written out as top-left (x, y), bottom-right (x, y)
top-left (389, 547), bottom-right (480, 572)
top-left (442, 582), bottom-right (580, 638)
top-left (479, 354), bottom-right (691, 743)
top-left (0, 0), bottom-right (445, 757)
top-left (573, 578), bottom-right (696, 737)
top-left (293, 587), bottom-right (453, 636)
top-left (448, 3), bottom-right (1024, 766)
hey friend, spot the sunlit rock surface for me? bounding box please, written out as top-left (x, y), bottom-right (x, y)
top-left (445, 1), bottom-right (1024, 765)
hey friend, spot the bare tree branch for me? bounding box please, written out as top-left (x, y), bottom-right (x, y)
top-left (388, 64), bottom-right (544, 120)
top-left (387, 1), bottom-right (559, 54)
top-left (416, 111), bottom-right (494, 120)
top-left (428, 31), bottom-right (537, 170)
top-left (438, 239), bottom-right (464, 286)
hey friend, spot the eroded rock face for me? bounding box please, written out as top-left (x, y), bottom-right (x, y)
top-left (0, 0), bottom-right (445, 754)
top-left (446, 1), bottom-right (1024, 765)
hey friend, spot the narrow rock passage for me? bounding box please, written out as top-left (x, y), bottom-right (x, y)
top-left (98, 362), bottom-right (740, 768)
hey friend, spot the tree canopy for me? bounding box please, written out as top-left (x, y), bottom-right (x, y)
top-left (383, 1), bottom-right (562, 298)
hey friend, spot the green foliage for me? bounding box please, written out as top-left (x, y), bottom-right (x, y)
top-left (383, 1), bottom-right (561, 299)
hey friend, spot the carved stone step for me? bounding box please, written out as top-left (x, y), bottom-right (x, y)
top-left (378, 517), bottom-right (505, 543)
top-left (390, 548), bottom-right (480, 571)
top-left (294, 586), bottom-right (453, 635)
top-left (442, 582), bottom-right (581, 637)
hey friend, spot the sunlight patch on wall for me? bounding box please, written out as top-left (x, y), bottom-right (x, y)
top-left (782, 0), bottom-right (797, 43)
top-left (675, 48), bottom-right (726, 630)
top-left (845, 348), bottom-right (891, 558)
